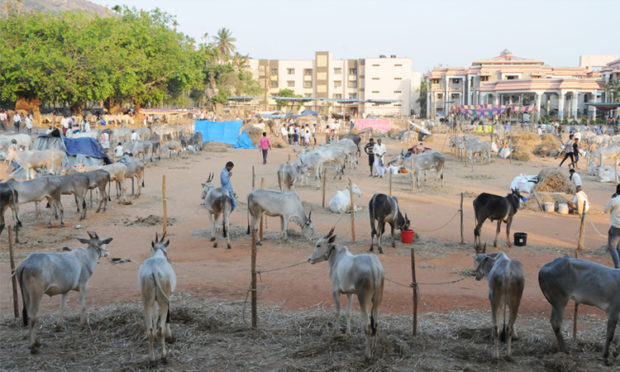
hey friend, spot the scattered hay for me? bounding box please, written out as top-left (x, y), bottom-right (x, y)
top-left (534, 168), bottom-right (576, 194)
top-left (202, 142), bottom-right (231, 152)
top-left (534, 134), bottom-right (561, 158)
top-left (525, 192), bottom-right (571, 211)
top-left (129, 214), bottom-right (176, 226)
top-left (245, 124), bottom-right (288, 149)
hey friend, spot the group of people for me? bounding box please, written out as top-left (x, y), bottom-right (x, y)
top-left (363, 138), bottom-right (387, 178)
top-left (558, 132), bottom-right (581, 169)
top-left (280, 123), bottom-right (317, 151)
top-left (0, 110), bottom-right (33, 134)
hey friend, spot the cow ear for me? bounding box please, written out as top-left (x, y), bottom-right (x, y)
top-left (101, 238), bottom-right (113, 245)
top-left (164, 239), bottom-right (170, 248)
top-left (328, 235), bottom-right (337, 243)
top-left (151, 241), bottom-right (155, 248)
top-left (77, 238), bottom-right (90, 244)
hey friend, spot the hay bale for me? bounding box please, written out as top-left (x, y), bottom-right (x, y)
top-left (203, 142), bottom-right (230, 152)
top-left (534, 168), bottom-right (576, 194)
top-left (534, 134), bottom-right (561, 157)
top-left (510, 132), bottom-right (542, 161)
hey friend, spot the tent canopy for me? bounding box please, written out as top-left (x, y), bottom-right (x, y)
top-left (194, 120), bottom-right (257, 149)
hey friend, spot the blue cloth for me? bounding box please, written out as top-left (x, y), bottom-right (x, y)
top-left (194, 120), bottom-right (257, 149)
top-left (300, 109), bottom-right (318, 117)
top-left (62, 137), bottom-right (107, 158)
top-left (220, 167), bottom-right (236, 211)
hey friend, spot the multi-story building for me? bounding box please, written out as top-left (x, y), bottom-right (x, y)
top-left (426, 49), bottom-right (606, 121)
top-left (248, 52), bottom-right (421, 117)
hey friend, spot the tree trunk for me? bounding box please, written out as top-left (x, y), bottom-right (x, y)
top-left (104, 98), bottom-right (122, 115)
top-left (70, 102), bottom-right (83, 116)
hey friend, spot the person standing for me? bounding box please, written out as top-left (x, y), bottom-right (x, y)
top-left (568, 168), bottom-right (582, 188)
top-left (373, 138), bottom-right (387, 178)
top-left (604, 184), bottom-right (620, 268)
top-left (131, 130), bottom-right (140, 144)
top-left (567, 185), bottom-right (589, 216)
top-left (0, 110), bottom-right (7, 130)
top-left (303, 125), bottom-right (311, 148)
top-left (325, 125), bottom-right (331, 144)
top-left (364, 138), bottom-right (375, 176)
top-left (13, 112), bottom-right (21, 132)
top-left (572, 137), bottom-right (580, 169)
top-left (220, 161), bottom-right (236, 212)
top-left (100, 131), bottom-right (110, 154)
top-left (82, 117), bottom-right (90, 132)
top-left (558, 134), bottom-right (574, 168)
top-left (114, 142), bottom-right (124, 159)
top-left (25, 114), bottom-right (33, 135)
top-left (292, 126), bottom-right (299, 152)
top-left (259, 132), bottom-right (271, 164)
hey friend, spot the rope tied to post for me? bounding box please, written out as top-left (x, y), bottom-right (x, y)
top-left (414, 209), bottom-right (461, 233)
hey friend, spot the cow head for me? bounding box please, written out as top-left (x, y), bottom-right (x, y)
top-left (308, 227), bottom-right (336, 264)
top-left (201, 173), bottom-right (215, 200)
top-left (78, 231), bottom-right (112, 258)
top-left (302, 211), bottom-right (315, 240)
top-left (472, 252), bottom-right (497, 281)
top-left (151, 232), bottom-right (170, 258)
top-left (398, 212), bottom-right (411, 231)
top-left (509, 188), bottom-right (523, 209)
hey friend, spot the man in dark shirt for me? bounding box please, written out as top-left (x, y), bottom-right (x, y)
top-left (364, 138), bottom-right (375, 176)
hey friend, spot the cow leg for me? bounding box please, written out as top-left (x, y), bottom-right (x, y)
top-left (506, 289), bottom-right (523, 361)
top-left (282, 216), bottom-right (289, 241)
top-left (34, 200), bottom-right (40, 221)
top-left (390, 222), bottom-right (396, 248)
top-left (494, 220), bottom-right (501, 248)
top-left (369, 218), bottom-right (376, 252)
top-left (505, 218), bottom-right (513, 248)
top-left (56, 199), bottom-right (64, 226)
top-left (208, 212), bottom-right (217, 247)
top-left (224, 208), bottom-right (231, 249)
top-left (603, 313), bottom-right (618, 365)
top-left (550, 302), bottom-right (568, 353)
top-left (90, 189), bottom-right (93, 208)
top-left (358, 292), bottom-right (372, 359)
top-left (131, 177), bottom-right (135, 196)
top-left (490, 292), bottom-right (500, 359)
top-left (345, 294), bottom-right (353, 336)
top-left (377, 219), bottom-right (385, 254)
top-left (144, 301), bottom-right (155, 361)
top-left (78, 283), bottom-right (88, 327)
top-left (56, 293), bottom-right (67, 331)
top-left (28, 292), bottom-right (42, 352)
top-left (332, 290), bottom-right (341, 334)
top-left (159, 300), bottom-right (169, 360)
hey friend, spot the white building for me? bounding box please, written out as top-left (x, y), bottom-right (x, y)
top-left (248, 51), bottom-right (421, 117)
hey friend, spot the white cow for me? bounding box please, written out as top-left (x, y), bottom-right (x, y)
top-left (201, 173), bottom-right (232, 249)
top-left (6, 148), bottom-right (64, 179)
top-left (328, 183), bottom-right (362, 214)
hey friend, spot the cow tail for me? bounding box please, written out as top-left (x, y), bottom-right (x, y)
top-left (107, 178), bottom-right (112, 201)
top-left (8, 183), bottom-right (21, 227)
top-left (500, 283), bottom-right (508, 342)
top-left (142, 168), bottom-right (145, 188)
top-left (152, 273), bottom-right (170, 305)
top-left (18, 267), bottom-right (28, 326)
top-left (246, 193), bottom-right (251, 235)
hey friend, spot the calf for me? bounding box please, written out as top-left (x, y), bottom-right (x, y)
top-left (473, 189), bottom-right (521, 250)
top-left (16, 231), bottom-right (112, 352)
top-left (473, 251), bottom-right (525, 360)
top-left (368, 193), bottom-right (410, 253)
top-left (539, 256), bottom-right (620, 365)
top-left (308, 228), bottom-right (384, 359)
top-left (246, 189), bottom-right (314, 245)
top-left (201, 173), bottom-right (232, 249)
top-left (328, 183), bottom-right (362, 214)
top-left (411, 150), bottom-right (445, 189)
top-left (138, 233), bottom-right (176, 361)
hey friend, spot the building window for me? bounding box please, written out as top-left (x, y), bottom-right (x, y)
top-left (371, 77), bottom-right (379, 80)
top-left (348, 81), bottom-right (357, 88)
top-left (317, 55), bottom-right (327, 67)
top-left (394, 90), bottom-right (402, 94)
top-left (304, 68), bottom-right (312, 75)
top-left (270, 68), bottom-right (278, 75)
top-left (394, 103), bottom-right (402, 107)
top-left (333, 94), bottom-right (342, 99)
top-left (372, 64), bottom-right (380, 67)
top-left (349, 68), bottom-right (357, 75)
top-left (287, 80), bottom-right (295, 88)
top-left (334, 80), bottom-right (342, 88)
top-left (394, 77), bottom-right (402, 80)
top-left (317, 72), bottom-right (327, 80)
top-left (372, 90), bottom-right (380, 94)
top-left (394, 64), bottom-right (403, 67)
top-left (303, 81), bottom-right (312, 88)
top-left (350, 93), bottom-right (358, 99)
top-left (317, 84), bottom-right (327, 93)
top-left (304, 93), bottom-right (312, 98)
top-left (431, 79), bottom-right (440, 84)
top-left (270, 81), bottom-right (278, 88)
top-left (287, 68), bottom-right (295, 75)
top-left (480, 76), bottom-right (489, 82)
top-left (451, 78), bottom-right (460, 84)
top-left (506, 75), bottom-right (517, 80)
top-left (437, 93), bottom-right (443, 99)
top-left (334, 68), bottom-right (342, 74)
top-left (451, 93), bottom-right (459, 99)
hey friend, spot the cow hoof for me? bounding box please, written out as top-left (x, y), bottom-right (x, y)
top-left (30, 347), bottom-right (39, 354)
top-left (55, 324), bottom-right (64, 332)
top-left (378, 248), bottom-right (384, 254)
top-left (213, 242), bottom-right (217, 248)
top-left (504, 355), bottom-right (514, 362)
top-left (369, 247), bottom-right (374, 252)
top-left (391, 242), bottom-right (396, 248)
top-left (256, 241), bottom-right (262, 246)
top-left (227, 244), bottom-right (231, 249)
top-left (605, 358), bottom-right (612, 367)
top-left (210, 237), bottom-right (216, 242)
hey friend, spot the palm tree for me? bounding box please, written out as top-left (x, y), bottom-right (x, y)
top-left (214, 27), bottom-right (236, 63)
top-left (172, 19), bottom-right (179, 32)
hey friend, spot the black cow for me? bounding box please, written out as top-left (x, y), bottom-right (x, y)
top-left (369, 193), bottom-right (410, 253)
top-left (473, 189), bottom-right (521, 250)
top-left (0, 183), bottom-right (20, 236)
top-left (339, 134), bottom-right (361, 155)
top-left (189, 132), bottom-right (203, 151)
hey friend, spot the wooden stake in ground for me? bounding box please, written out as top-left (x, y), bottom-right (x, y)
top-left (321, 169), bottom-right (327, 208)
top-left (260, 177), bottom-right (265, 240)
top-left (349, 178), bottom-right (356, 242)
top-left (389, 171), bottom-right (393, 196)
top-left (460, 192), bottom-right (464, 244)
top-left (410, 155), bottom-right (415, 192)
top-left (411, 246), bottom-right (418, 336)
top-left (8, 225), bottom-right (18, 318)
top-left (252, 165), bottom-right (255, 190)
top-left (573, 201), bottom-right (587, 340)
top-left (251, 228), bottom-right (257, 329)
top-left (162, 175), bottom-right (167, 236)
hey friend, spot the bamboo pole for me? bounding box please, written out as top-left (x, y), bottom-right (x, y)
top-left (573, 201), bottom-right (587, 340)
top-left (349, 178), bottom-right (356, 242)
top-left (8, 226), bottom-right (18, 318)
top-left (460, 192), bottom-right (464, 244)
top-left (251, 228), bottom-right (257, 329)
top-left (252, 166), bottom-right (255, 190)
top-left (321, 169), bottom-right (327, 208)
top-left (411, 246), bottom-right (418, 336)
top-left (162, 175), bottom-right (167, 235)
top-left (260, 177), bottom-right (265, 240)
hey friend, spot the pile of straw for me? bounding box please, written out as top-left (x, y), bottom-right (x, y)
top-left (533, 134), bottom-right (561, 158)
top-left (533, 168), bottom-right (576, 194)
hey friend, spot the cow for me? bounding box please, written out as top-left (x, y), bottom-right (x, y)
top-left (339, 133), bottom-right (361, 155)
top-left (138, 232), bottom-right (176, 361)
top-left (390, 150), bottom-right (445, 189)
top-left (539, 256), bottom-right (620, 366)
top-left (81, 169), bottom-right (110, 212)
top-left (189, 132), bottom-right (203, 151)
top-left (308, 227), bottom-right (384, 359)
top-left (121, 157), bottom-right (145, 197)
top-left (54, 173), bottom-right (89, 220)
top-left (16, 231), bottom-right (112, 352)
top-left (473, 250), bottom-right (525, 360)
top-left (328, 183), bottom-right (362, 214)
top-left (76, 163), bottom-right (128, 203)
top-left (368, 193), bottom-right (410, 254)
top-left (131, 141), bottom-right (154, 162)
top-left (246, 189), bottom-right (314, 245)
top-left (277, 163), bottom-right (302, 192)
top-left (473, 189), bottom-right (521, 250)
top-left (201, 173), bottom-right (232, 249)
top-left (6, 148), bottom-right (64, 180)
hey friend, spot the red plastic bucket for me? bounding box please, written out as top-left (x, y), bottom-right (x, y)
top-left (401, 230), bottom-right (414, 244)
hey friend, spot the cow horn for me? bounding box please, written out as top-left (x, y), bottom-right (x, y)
top-left (87, 231), bottom-right (97, 239)
top-left (155, 232), bottom-right (159, 242)
top-left (326, 226), bottom-right (335, 237)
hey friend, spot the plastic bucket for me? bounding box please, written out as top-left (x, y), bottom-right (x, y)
top-left (514, 232), bottom-right (527, 246)
top-left (401, 230), bottom-right (414, 244)
top-left (557, 203), bottom-right (569, 215)
top-left (543, 202), bottom-right (555, 213)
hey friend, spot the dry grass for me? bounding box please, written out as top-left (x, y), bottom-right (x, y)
top-left (534, 134), bottom-right (561, 158)
top-left (534, 168), bottom-right (576, 194)
top-left (1, 294), bottom-right (616, 371)
top-left (202, 142), bottom-right (231, 152)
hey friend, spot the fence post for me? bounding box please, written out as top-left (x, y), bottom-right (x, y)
top-left (411, 246), bottom-right (418, 336)
top-left (252, 165), bottom-right (255, 190)
top-left (162, 175), bottom-right (167, 235)
top-left (460, 192), bottom-right (465, 245)
top-left (260, 177), bottom-right (265, 240)
top-left (349, 178), bottom-right (356, 242)
top-left (573, 202), bottom-right (587, 340)
top-left (321, 169), bottom-right (327, 208)
top-left (8, 226), bottom-right (18, 318)
top-left (251, 228), bottom-right (257, 329)
top-left (389, 171), bottom-right (392, 196)
top-left (410, 156), bottom-right (415, 192)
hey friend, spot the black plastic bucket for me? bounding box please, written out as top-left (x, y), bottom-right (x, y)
top-left (514, 232), bottom-right (527, 246)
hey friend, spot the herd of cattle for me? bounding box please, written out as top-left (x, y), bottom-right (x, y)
top-left (8, 125), bottom-right (620, 366)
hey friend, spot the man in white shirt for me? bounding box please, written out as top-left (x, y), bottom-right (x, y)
top-left (372, 138), bottom-right (387, 178)
top-left (567, 186), bottom-right (589, 216)
top-left (604, 184), bottom-right (620, 268)
top-left (568, 168), bottom-right (582, 188)
top-left (25, 114), bottom-right (33, 135)
top-left (131, 130), bottom-right (140, 143)
top-left (114, 142), bottom-right (124, 158)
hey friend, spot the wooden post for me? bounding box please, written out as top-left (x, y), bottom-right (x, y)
top-left (162, 175), bottom-right (167, 235)
top-left (349, 178), bottom-right (356, 242)
top-left (389, 171), bottom-right (392, 196)
top-left (321, 169), bottom-right (327, 208)
top-left (287, 153), bottom-right (291, 164)
top-left (573, 201), bottom-right (587, 340)
top-left (410, 155), bottom-right (415, 192)
top-left (251, 228), bottom-right (257, 329)
top-left (460, 192), bottom-right (464, 244)
top-left (411, 246), bottom-right (418, 336)
top-left (252, 166), bottom-right (255, 190)
top-left (260, 177), bottom-right (265, 240)
top-left (8, 226), bottom-right (18, 318)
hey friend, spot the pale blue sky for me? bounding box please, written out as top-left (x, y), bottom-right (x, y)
top-left (92, 0), bottom-right (619, 72)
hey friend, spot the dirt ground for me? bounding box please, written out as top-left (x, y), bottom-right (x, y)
top-left (1, 132), bottom-right (618, 370)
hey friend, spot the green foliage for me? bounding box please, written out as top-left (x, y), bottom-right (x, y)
top-left (417, 78), bottom-right (428, 118)
top-left (274, 89), bottom-right (300, 109)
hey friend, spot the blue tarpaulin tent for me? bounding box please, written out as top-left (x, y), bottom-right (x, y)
top-left (300, 109), bottom-right (318, 117)
top-left (194, 120), bottom-right (257, 149)
top-left (63, 137), bottom-right (106, 158)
